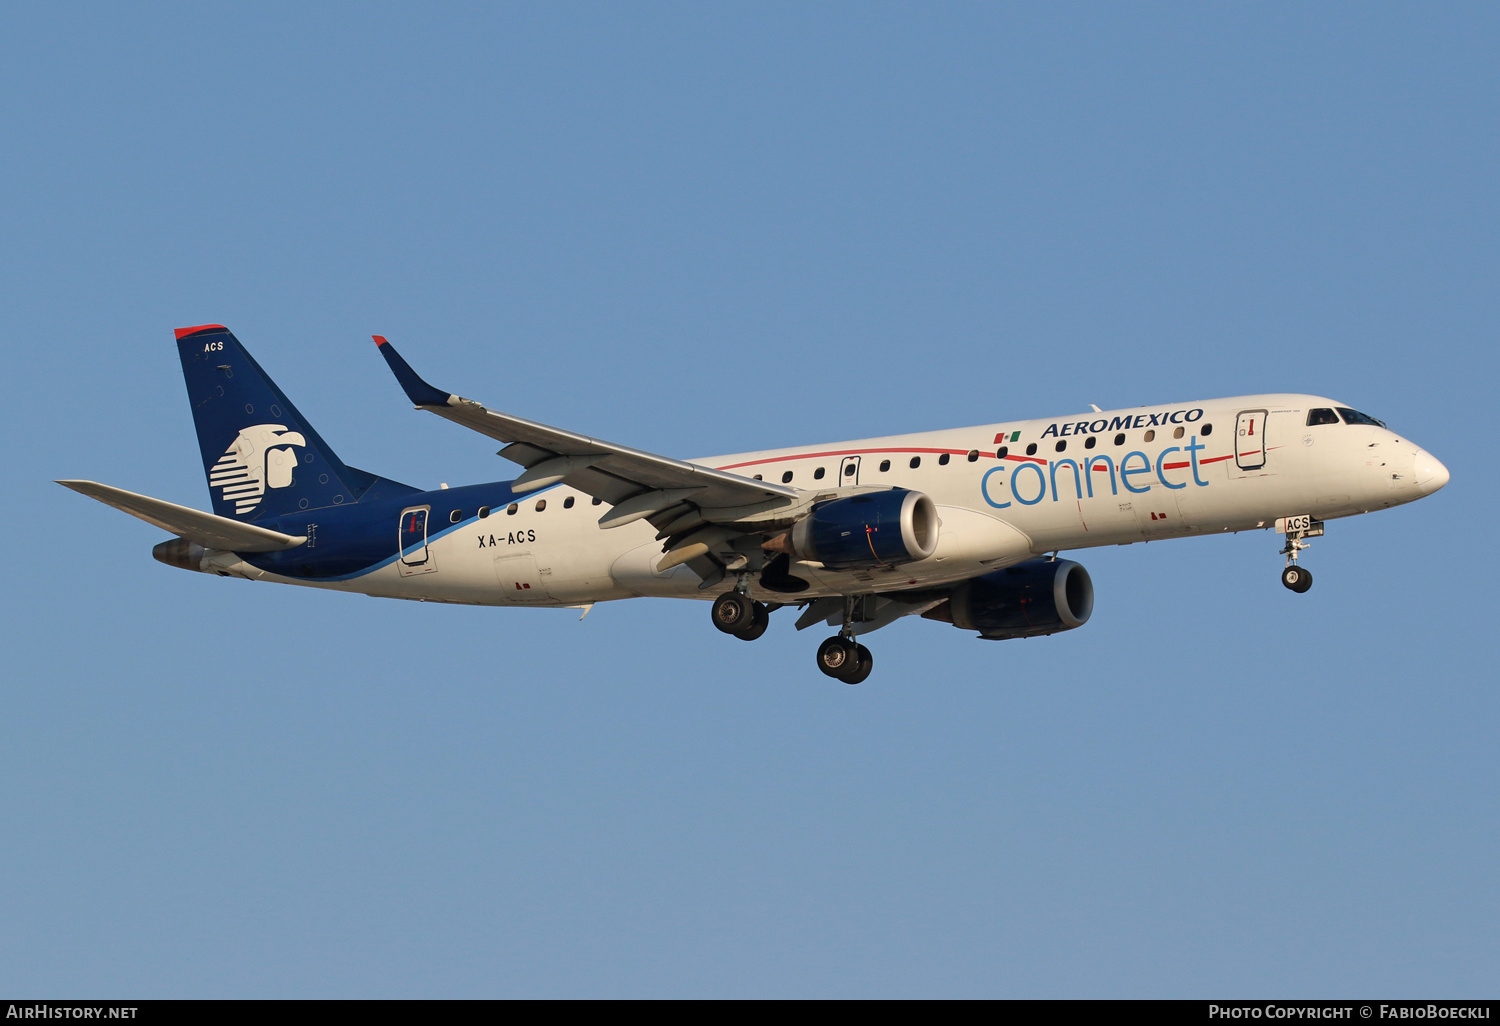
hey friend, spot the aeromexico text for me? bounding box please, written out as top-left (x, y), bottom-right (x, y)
top-left (1038, 407), bottom-right (1204, 439)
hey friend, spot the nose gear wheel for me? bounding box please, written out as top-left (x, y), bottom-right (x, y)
top-left (1281, 565), bottom-right (1313, 593)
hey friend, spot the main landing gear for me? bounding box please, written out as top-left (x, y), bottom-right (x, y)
top-left (711, 586), bottom-right (876, 684)
top-left (1278, 516), bottom-right (1323, 593)
top-left (815, 594), bottom-right (874, 685)
top-left (816, 635), bottom-right (873, 685)
top-left (711, 589), bottom-right (770, 641)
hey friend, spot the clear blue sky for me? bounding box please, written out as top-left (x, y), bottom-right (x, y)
top-left (2, 3), bottom-right (1495, 997)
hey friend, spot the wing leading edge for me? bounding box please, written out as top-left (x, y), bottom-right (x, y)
top-left (374, 336), bottom-right (800, 537)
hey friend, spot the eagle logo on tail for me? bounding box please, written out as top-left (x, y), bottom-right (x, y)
top-left (210, 424), bottom-right (307, 515)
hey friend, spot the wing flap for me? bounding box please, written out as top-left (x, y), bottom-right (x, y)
top-left (58, 480), bottom-right (307, 552)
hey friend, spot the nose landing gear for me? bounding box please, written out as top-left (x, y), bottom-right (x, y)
top-left (1276, 515), bottom-right (1323, 593)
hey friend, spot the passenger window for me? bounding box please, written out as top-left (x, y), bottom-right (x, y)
top-left (449, 510), bottom-right (462, 524)
top-left (506, 503), bottom-right (518, 515)
top-left (1113, 433), bottom-right (1125, 446)
top-left (1143, 430), bottom-right (1155, 442)
top-left (535, 499), bottom-right (546, 512)
top-left (879, 460), bottom-right (891, 472)
top-left (938, 453), bottom-right (950, 466)
top-left (563, 496), bottom-right (575, 509)
top-left (1084, 436), bottom-right (1096, 449)
top-left (1173, 426), bottom-right (1184, 439)
top-left (1025, 443), bottom-right (1037, 456)
top-left (844, 464), bottom-right (857, 476)
top-left (1201, 424), bottom-right (1213, 436)
top-left (1307, 408), bottom-right (1340, 426)
top-left (478, 506), bottom-right (491, 519)
top-left (592, 497), bottom-right (602, 505)
top-left (1338, 407), bottom-right (1386, 427)
top-left (814, 467), bottom-right (826, 479)
top-left (909, 456), bottom-right (921, 469)
top-left (753, 474), bottom-right (763, 480)
top-left (782, 470), bottom-right (794, 483)
top-left (1055, 440), bottom-right (1066, 453)
top-left (997, 446), bottom-right (1009, 458)
top-left (967, 450), bottom-right (980, 462)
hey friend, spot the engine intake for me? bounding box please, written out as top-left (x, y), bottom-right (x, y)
top-left (781, 488), bottom-right (939, 571)
top-left (939, 558), bottom-right (1093, 639)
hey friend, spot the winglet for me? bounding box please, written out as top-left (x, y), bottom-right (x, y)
top-left (374, 335), bottom-right (453, 407)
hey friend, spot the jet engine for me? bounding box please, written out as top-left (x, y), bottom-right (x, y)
top-left (768, 488), bottom-right (939, 571)
top-left (928, 557), bottom-right (1094, 640)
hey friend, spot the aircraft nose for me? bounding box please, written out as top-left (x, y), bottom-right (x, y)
top-left (1413, 449), bottom-right (1450, 495)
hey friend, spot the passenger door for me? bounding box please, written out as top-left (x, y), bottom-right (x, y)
top-left (1235, 410), bottom-right (1268, 471)
top-left (397, 506), bottom-right (437, 576)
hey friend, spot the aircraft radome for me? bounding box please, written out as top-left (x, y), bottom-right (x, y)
top-left (61, 325), bottom-right (1451, 683)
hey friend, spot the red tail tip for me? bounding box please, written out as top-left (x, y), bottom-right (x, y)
top-left (175, 324), bottom-right (228, 340)
top-left (373, 335), bottom-right (388, 346)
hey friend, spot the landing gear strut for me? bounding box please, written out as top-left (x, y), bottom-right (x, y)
top-left (815, 595), bottom-right (874, 684)
top-left (1277, 516), bottom-right (1323, 593)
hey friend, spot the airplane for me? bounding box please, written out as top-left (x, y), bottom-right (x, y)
top-left (60, 324), bottom-right (1450, 684)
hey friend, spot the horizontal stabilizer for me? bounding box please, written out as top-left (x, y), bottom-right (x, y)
top-left (57, 480), bottom-right (307, 553)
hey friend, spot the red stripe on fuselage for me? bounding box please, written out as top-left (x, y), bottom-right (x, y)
top-left (719, 446), bottom-right (1237, 473)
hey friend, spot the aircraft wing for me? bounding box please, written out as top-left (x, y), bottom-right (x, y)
top-left (375, 336), bottom-right (799, 533)
top-left (57, 480), bottom-right (308, 552)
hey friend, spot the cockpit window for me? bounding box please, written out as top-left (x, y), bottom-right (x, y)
top-left (1306, 408), bottom-right (1340, 426)
top-left (1338, 407), bottom-right (1386, 428)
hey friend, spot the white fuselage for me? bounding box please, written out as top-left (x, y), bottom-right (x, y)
top-left (217, 394), bottom-right (1448, 607)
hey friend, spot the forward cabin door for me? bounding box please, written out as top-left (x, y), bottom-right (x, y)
top-left (1235, 410), bottom-right (1268, 471)
top-left (397, 505), bottom-right (436, 576)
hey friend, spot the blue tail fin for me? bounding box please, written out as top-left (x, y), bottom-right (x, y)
top-left (176, 324), bottom-right (414, 520)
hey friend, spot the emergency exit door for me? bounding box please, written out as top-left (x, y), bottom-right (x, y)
top-left (838, 455), bottom-right (861, 486)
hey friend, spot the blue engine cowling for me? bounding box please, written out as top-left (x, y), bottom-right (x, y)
top-left (945, 558), bottom-right (1093, 639)
top-left (789, 488), bottom-right (939, 571)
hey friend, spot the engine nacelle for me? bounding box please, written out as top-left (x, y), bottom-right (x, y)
top-left (940, 558), bottom-right (1094, 640)
top-left (785, 488), bottom-right (939, 571)
top-left (153, 537), bottom-right (210, 572)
